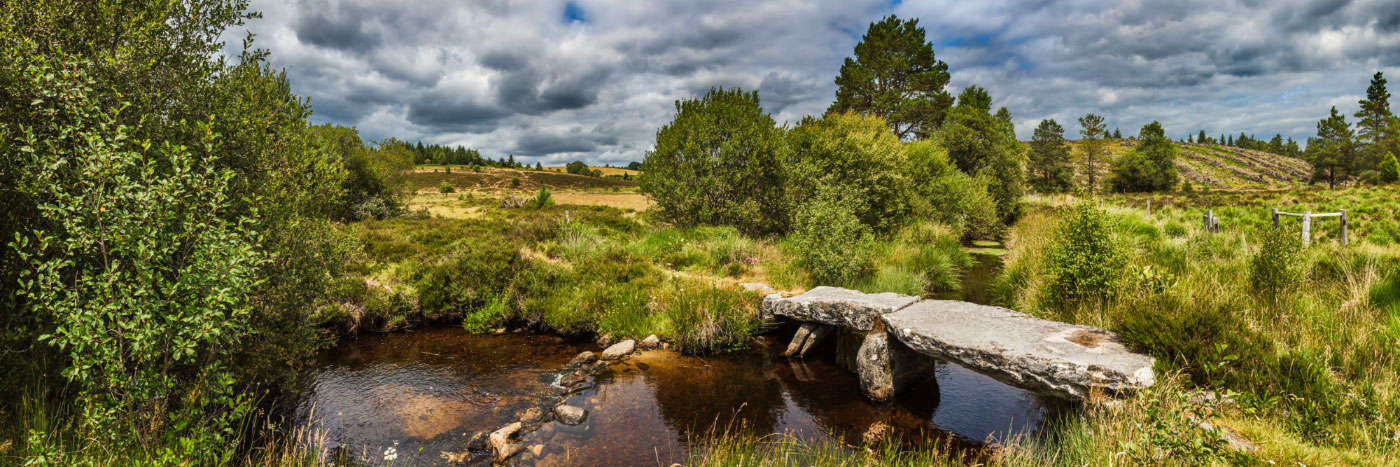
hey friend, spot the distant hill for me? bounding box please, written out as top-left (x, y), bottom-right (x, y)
top-left (1067, 140), bottom-right (1312, 190)
top-left (543, 166), bottom-right (640, 177)
top-left (407, 167), bottom-right (638, 191)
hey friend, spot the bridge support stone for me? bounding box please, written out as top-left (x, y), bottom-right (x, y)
top-left (856, 326), bottom-right (933, 402)
top-left (784, 322), bottom-right (833, 358)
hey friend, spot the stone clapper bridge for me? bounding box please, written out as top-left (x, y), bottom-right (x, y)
top-left (757, 286), bottom-right (1156, 402)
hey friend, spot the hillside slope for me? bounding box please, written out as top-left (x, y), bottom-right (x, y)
top-left (1067, 140), bottom-right (1312, 190)
top-left (408, 167), bottom-right (638, 191)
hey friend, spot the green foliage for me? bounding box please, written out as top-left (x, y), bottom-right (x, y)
top-left (510, 176), bottom-right (521, 187)
top-left (312, 125), bottom-right (413, 220)
top-left (935, 87), bottom-right (1025, 222)
top-left (1120, 386), bottom-right (1233, 465)
top-left (904, 140), bottom-right (1000, 237)
top-left (7, 58), bottom-right (263, 452)
top-left (1109, 121), bottom-right (1180, 192)
top-left (792, 186), bottom-right (873, 285)
top-left (1249, 226), bottom-right (1303, 306)
top-left (829, 15), bottom-right (953, 140)
top-left (640, 87), bottom-right (788, 234)
top-left (417, 239), bottom-right (524, 316)
top-left (566, 160), bottom-right (592, 176)
top-left (1379, 152), bottom-right (1399, 183)
top-left (530, 183), bottom-right (555, 209)
top-left (787, 112), bottom-right (913, 234)
top-left (438, 181), bottom-right (457, 193)
top-left (1044, 203), bottom-right (1127, 306)
top-left (1077, 114), bottom-right (1109, 193)
top-left (1307, 107), bottom-right (1355, 189)
top-left (1028, 119), bottom-right (1074, 193)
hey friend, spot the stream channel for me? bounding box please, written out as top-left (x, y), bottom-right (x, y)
top-left (289, 249), bottom-right (1069, 465)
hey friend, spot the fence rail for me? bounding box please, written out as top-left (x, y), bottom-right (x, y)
top-left (1272, 208), bottom-right (1347, 247)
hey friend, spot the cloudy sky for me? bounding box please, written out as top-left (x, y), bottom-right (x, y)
top-left (229, 0), bottom-right (1400, 165)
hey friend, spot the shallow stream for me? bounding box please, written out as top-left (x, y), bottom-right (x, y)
top-left (290, 242), bottom-right (1065, 465)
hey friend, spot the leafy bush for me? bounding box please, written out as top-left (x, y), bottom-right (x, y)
top-left (511, 177), bottom-right (521, 187)
top-left (8, 60), bottom-right (263, 449)
top-left (906, 141), bottom-right (1000, 237)
top-left (639, 87), bottom-right (788, 234)
top-left (438, 181), bottom-right (457, 193)
top-left (1249, 225), bottom-right (1303, 306)
top-left (1109, 121), bottom-right (1179, 192)
top-left (566, 160), bottom-right (592, 176)
top-left (787, 112), bottom-right (913, 234)
top-left (1358, 169), bottom-right (1382, 186)
top-left (416, 240), bottom-right (524, 315)
top-left (792, 187), bottom-right (872, 285)
top-left (1381, 152), bottom-right (1400, 183)
top-left (1044, 203), bottom-right (1127, 306)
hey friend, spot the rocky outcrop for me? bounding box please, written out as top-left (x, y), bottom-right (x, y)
top-left (882, 300), bottom-right (1155, 400)
top-left (855, 329), bottom-right (933, 401)
top-left (601, 339), bottom-right (636, 360)
top-left (765, 286), bottom-right (919, 331)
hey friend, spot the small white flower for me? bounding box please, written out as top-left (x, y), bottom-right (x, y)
top-left (383, 443), bottom-right (398, 462)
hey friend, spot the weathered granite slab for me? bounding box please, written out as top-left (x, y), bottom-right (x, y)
top-left (882, 300), bottom-right (1155, 400)
top-left (765, 286), bottom-right (919, 331)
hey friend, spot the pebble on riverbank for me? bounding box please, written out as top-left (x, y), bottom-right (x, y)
top-left (554, 404), bottom-right (588, 425)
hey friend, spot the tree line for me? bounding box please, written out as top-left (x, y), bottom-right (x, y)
top-left (1306, 72), bottom-right (1400, 188)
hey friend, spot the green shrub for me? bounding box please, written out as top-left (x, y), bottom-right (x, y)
top-left (1380, 152), bottom-right (1399, 183)
top-left (1109, 122), bottom-right (1178, 192)
top-left (510, 177), bottom-right (521, 188)
top-left (438, 181), bottom-right (456, 193)
top-left (416, 240), bottom-right (523, 315)
top-left (1249, 226), bottom-right (1303, 306)
top-left (639, 88), bottom-right (788, 234)
top-left (792, 188), bottom-right (872, 285)
top-left (787, 112), bottom-right (914, 234)
top-left (530, 183), bottom-right (555, 209)
top-left (905, 140), bottom-right (1000, 238)
top-left (1044, 203), bottom-right (1127, 306)
top-left (1358, 170), bottom-right (1383, 186)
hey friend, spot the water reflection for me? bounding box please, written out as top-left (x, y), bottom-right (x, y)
top-left (291, 327), bottom-right (1065, 466)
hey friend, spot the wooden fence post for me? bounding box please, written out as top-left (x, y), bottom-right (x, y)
top-left (1203, 211), bottom-right (1210, 232)
top-left (1271, 208), bottom-right (1279, 229)
top-left (1146, 200), bottom-right (1151, 219)
top-left (1341, 209), bottom-right (1348, 246)
top-left (1302, 211), bottom-right (1311, 247)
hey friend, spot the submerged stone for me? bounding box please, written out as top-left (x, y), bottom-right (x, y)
top-left (567, 351), bottom-right (597, 369)
top-left (554, 404), bottom-right (588, 425)
top-left (882, 300), bottom-right (1155, 400)
top-left (765, 286), bottom-right (919, 331)
top-left (855, 329), bottom-right (933, 402)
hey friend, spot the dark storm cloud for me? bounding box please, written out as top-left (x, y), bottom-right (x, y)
top-left (232, 0), bottom-right (1399, 163)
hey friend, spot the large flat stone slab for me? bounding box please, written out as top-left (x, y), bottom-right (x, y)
top-left (765, 286), bottom-right (919, 331)
top-left (882, 300), bottom-right (1155, 400)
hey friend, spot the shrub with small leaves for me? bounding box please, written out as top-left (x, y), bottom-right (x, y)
top-left (1249, 225), bottom-right (1303, 307)
top-left (792, 186), bottom-right (872, 285)
top-left (1044, 202), bottom-right (1126, 307)
top-left (438, 181), bottom-right (456, 194)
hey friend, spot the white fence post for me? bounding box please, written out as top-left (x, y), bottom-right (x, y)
top-left (1302, 211), bottom-right (1311, 248)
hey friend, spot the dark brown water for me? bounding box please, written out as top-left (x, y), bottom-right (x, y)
top-left (292, 326), bottom-right (1065, 466)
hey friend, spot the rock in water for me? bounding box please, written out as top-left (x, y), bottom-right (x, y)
top-left (601, 339), bottom-right (636, 360)
top-left (489, 422), bottom-right (523, 462)
top-left (554, 404), bottom-right (588, 425)
top-left (566, 351), bottom-right (597, 369)
top-left (640, 334), bottom-right (661, 349)
top-left (855, 329), bottom-right (932, 401)
top-left (765, 286), bottom-right (919, 331)
top-left (882, 300), bottom-right (1155, 400)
